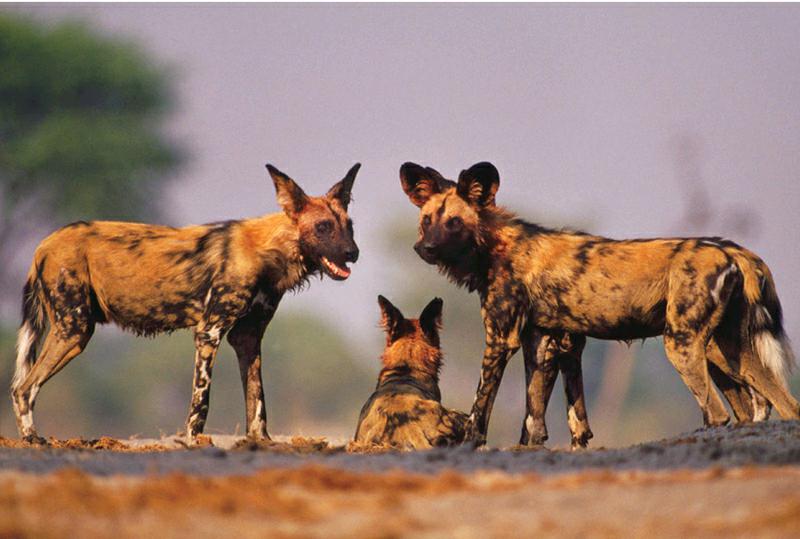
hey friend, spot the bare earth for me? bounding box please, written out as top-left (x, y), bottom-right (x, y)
top-left (1, 421), bottom-right (799, 538)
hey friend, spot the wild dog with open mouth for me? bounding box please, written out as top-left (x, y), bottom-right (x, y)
top-left (354, 296), bottom-right (468, 449)
top-left (11, 163), bottom-right (361, 443)
top-left (400, 161), bottom-right (798, 447)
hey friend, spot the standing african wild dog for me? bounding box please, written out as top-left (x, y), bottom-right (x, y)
top-left (400, 161), bottom-right (798, 447)
top-left (11, 163), bottom-right (361, 443)
top-left (354, 296), bottom-right (468, 449)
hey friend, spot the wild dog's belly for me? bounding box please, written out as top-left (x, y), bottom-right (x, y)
top-left (96, 285), bottom-right (206, 334)
top-left (529, 286), bottom-right (667, 341)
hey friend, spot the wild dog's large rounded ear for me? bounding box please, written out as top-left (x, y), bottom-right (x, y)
top-left (419, 297), bottom-right (443, 345)
top-left (378, 294), bottom-right (405, 342)
top-left (266, 164), bottom-right (309, 220)
top-left (456, 162), bottom-right (499, 208)
top-left (400, 162), bottom-right (447, 208)
top-left (326, 163), bottom-right (361, 210)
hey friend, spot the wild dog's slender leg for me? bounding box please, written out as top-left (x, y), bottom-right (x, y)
top-left (663, 334), bottom-right (730, 426)
top-left (467, 341), bottom-right (519, 446)
top-left (707, 361), bottom-right (754, 422)
top-left (707, 335), bottom-right (771, 421)
top-left (467, 289), bottom-right (527, 446)
top-left (734, 346), bottom-right (800, 420)
top-left (663, 261), bottom-right (739, 427)
top-left (749, 389), bottom-right (772, 421)
top-left (186, 283), bottom-right (255, 441)
top-left (557, 334), bottom-right (592, 449)
top-left (226, 294), bottom-right (280, 440)
top-left (520, 327), bottom-right (558, 446)
top-left (12, 272), bottom-right (96, 442)
top-left (12, 327), bottom-right (94, 441)
top-left (186, 322), bottom-right (226, 441)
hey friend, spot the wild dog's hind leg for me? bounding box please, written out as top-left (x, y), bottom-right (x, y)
top-left (663, 258), bottom-right (738, 427)
top-left (707, 361), bottom-right (754, 422)
top-left (520, 327), bottom-right (558, 447)
top-left (557, 334), bottom-right (592, 449)
top-left (734, 345), bottom-right (800, 420)
top-left (12, 272), bottom-right (95, 442)
top-left (749, 390), bottom-right (772, 421)
top-left (226, 295), bottom-right (280, 440)
top-left (707, 337), bottom-right (773, 422)
top-left (12, 329), bottom-right (93, 442)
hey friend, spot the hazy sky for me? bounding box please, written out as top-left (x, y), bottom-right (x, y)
top-left (11, 4), bottom-right (800, 346)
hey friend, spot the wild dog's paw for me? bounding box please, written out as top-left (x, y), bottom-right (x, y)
top-left (463, 422), bottom-right (487, 449)
top-left (177, 433), bottom-right (214, 449)
top-left (22, 433), bottom-right (48, 446)
top-left (570, 429), bottom-right (593, 451)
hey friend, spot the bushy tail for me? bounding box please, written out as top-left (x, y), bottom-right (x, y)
top-left (729, 249), bottom-right (795, 387)
top-left (11, 269), bottom-right (47, 393)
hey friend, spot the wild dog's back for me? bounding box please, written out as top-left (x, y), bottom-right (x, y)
top-left (355, 388), bottom-right (468, 450)
top-left (28, 214), bottom-right (303, 336)
top-left (354, 296), bottom-right (467, 450)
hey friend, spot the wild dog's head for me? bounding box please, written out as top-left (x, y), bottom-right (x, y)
top-left (377, 295), bottom-right (443, 381)
top-left (400, 162), bottom-right (499, 267)
top-left (266, 163), bottom-right (360, 280)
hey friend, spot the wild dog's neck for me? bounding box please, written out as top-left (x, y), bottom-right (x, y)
top-left (377, 364), bottom-right (441, 400)
top-left (238, 213), bottom-right (314, 293)
top-left (379, 340), bottom-right (442, 386)
top-left (438, 205), bottom-right (524, 294)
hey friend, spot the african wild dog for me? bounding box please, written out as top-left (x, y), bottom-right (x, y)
top-left (11, 163), bottom-right (361, 443)
top-left (354, 296), bottom-right (468, 449)
top-left (400, 161), bottom-right (798, 447)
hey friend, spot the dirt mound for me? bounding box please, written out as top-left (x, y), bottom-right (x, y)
top-left (232, 435), bottom-right (343, 454)
top-left (0, 435), bottom-right (172, 452)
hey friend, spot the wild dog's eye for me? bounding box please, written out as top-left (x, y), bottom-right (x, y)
top-left (422, 215), bottom-right (432, 227)
top-left (446, 216), bottom-right (463, 230)
top-left (315, 220), bottom-right (333, 235)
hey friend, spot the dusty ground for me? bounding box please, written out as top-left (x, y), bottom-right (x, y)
top-left (1, 421), bottom-right (799, 538)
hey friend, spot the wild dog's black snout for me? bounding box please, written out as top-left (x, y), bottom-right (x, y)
top-left (345, 246), bottom-right (359, 263)
top-left (414, 241), bottom-right (438, 261)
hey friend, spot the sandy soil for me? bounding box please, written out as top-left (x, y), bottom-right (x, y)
top-left (1, 421), bottom-right (799, 538)
top-left (1, 465), bottom-right (798, 538)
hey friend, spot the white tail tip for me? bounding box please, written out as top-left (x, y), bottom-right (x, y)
top-left (755, 331), bottom-right (796, 388)
top-left (11, 323), bottom-right (35, 392)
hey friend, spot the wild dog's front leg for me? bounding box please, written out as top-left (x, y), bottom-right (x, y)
top-left (467, 342), bottom-right (517, 446)
top-left (186, 323), bottom-right (225, 441)
top-left (227, 297), bottom-right (280, 440)
top-left (466, 293), bottom-right (527, 446)
top-left (520, 328), bottom-right (558, 447)
top-left (557, 334), bottom-right (593, 449)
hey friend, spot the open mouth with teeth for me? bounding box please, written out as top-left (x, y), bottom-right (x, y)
top-left (320, 256), bottom-right (351, 280)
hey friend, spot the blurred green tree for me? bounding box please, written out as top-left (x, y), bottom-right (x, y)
top-left (0, 14), bottom-right (182, 286)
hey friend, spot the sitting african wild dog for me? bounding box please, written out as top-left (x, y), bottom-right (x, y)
top-left (354, 296), bottom-right (468, 450)
top-left (11, 163), bottom-right (361, 443)
top-left (400, 161), bottom-right (798, 448)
